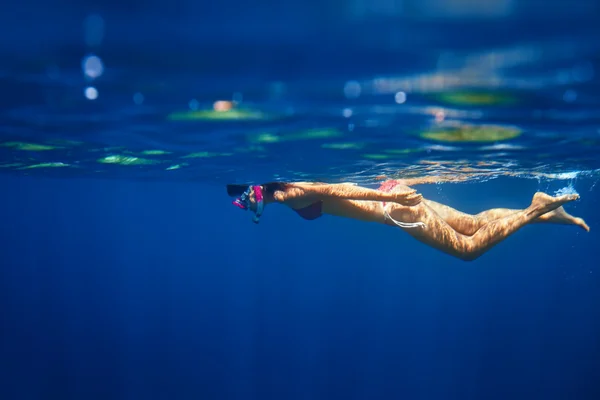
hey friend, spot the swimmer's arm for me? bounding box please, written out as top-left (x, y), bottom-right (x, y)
top-left (291, 183), bottom-right (422, 206)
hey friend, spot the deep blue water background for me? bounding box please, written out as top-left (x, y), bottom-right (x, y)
top-left (2, 0), bottom-right (600, 399)
top-left (2, 176), bottom-right (599, 399)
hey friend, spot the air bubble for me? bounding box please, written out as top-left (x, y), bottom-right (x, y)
top-left (85, 86), bottom-right (98, 100)
top-left (394, 91), bottom-right (406, 104)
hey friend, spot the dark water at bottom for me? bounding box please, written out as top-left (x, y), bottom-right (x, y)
top-left (1, 175), bottom-right (599, 399)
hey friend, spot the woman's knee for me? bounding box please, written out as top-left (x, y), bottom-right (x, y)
top-left (453, 241), bottom-right (482, 262)
top-left (457, 251), bottom-right (482, 262)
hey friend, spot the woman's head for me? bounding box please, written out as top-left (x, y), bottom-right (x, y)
top-left (226, 182), bottom-right (287, 223)
top-left (230, 185), bottom-right (263, 223)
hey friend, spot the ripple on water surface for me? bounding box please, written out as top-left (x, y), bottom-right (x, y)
top-left (1, 41), bottom-right (599, 184)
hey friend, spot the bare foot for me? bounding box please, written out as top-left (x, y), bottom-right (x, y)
top-left (539, 206), bottom-right (590, 232)
top-left (531, 192), bottom-right (580, 215)
top-left (574, 217), bottom-right (590, 232)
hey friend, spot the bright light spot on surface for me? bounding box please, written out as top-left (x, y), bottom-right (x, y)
top-left (479, 143), bottom-right (525, 151)
top-left (84, 14), bottom-right (105, 46)
top-left (435, 110), bottom-right (445, 122)
top-left (85, 86), bottom-right (98, 100)
top-left (20, 162), bottom-right (70, 170)
top-left (425, 145), bottom-right (460, 152)
top-left (343, 108), bottom-right (353, 118)
top-left (563, 89), bottom-right (577, 103)
top-left (344, 81), bottom-right (361, 99)
top-left (321, 142), bottom-right (363, 150)
top-left (133, 92), bottom-right (144, 105)
top-left (213, 100), bottom-right (233, 112)
top-left (394, 91), bottom-right (407, 104)
top-left (82, 55), bottom-right (104, 79)
top-left (189, 99), bottom-right (199, 110)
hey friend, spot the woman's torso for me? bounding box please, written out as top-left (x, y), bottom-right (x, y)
top-left (284, 180), bottom-right (411, 224)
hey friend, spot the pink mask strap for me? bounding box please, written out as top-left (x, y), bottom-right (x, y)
top-left (252, 185), bottom-right (263, 202)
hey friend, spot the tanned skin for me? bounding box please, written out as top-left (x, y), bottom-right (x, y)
top-left (236, 178), bottom-right (588, 262)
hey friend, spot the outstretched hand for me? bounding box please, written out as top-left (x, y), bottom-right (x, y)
top-left (391, 188), bottom-right (423, 207)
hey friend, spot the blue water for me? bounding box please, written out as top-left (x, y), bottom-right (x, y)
top-left (2, 1), bottom-right (600, 399)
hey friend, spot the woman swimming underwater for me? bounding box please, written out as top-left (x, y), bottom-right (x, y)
top-left (227, 178), bottom-right (589, 261)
